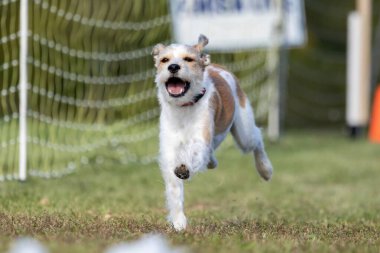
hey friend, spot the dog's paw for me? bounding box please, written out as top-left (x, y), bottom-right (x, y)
top-left (207, 155), bottom-right (218, 169)
top-left (254, 150), bottom-right (273, 181)
top-left (171, 213), bottom-right (187, 231)
top-left (174, 164), bottom-right (190, 180)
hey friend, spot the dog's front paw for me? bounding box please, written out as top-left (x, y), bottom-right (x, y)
top-left (174, 164), bottom-right (190, 180)
top-left (171, 212), bottom-right (187, 231)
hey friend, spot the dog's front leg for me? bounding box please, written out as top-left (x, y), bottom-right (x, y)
top-left (174, 139), bottom-right (211, 178)
top-left (162, 170), bottom-right (187, 231)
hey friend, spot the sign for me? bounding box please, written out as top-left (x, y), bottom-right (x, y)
top-left (170, 0), bottom-right (307, 50)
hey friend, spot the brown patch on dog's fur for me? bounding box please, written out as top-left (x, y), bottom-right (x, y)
top-left (156, 51), bottom-right (174, 70)
top-left (208, 69), bottom-right (235, 135)
top-left (177, 51), bottom-right (197, 61)
top-left (210, 63), bottom-right (228, 71)
top-left (177, 49), bottom-right (208, 71)
top-left (234, 77), bottom-right (246, 108)
top-left (210, 64), bottom-right (246, 107)
top-left (156, 47), bottom-right (206, 72)
top-left (203, 115), bottom-right (212, 144)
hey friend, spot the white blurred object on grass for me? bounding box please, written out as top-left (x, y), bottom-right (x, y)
top-left (8, 238), bottom-right (48, 253)
top-left (105, 234), bottom-right (185, 253)
top-left (8, 234), bottom-right (186, 253)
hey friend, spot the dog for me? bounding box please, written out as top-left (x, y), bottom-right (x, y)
top-left (152, 35), bottom-right (273, 231)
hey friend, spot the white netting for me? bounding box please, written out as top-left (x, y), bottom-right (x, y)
top-left (0, 0), bottom-right (272, 181)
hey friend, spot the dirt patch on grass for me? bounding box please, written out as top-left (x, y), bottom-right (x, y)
top-left (1, 212), bottom-right (379, 245)
top-left (0, 212), bottom-right (168, 242)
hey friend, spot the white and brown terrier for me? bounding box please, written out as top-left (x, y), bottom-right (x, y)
top-left (153, 35), bottom-right (273, 231)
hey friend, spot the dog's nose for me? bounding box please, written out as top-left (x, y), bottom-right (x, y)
top-left (168, 64), bottom-right (181, 73)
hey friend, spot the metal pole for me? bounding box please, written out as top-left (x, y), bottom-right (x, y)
top-left (267, 0), bottom-right (284, 141)
top-left (356, 0), bottom-right (372, 127)
top-left (19, 0), bottom-right (29, 181)
top-left (371, 8), bottom-right (380, 95)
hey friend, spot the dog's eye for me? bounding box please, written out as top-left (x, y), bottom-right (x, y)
top-left (184, 57), bottom-right (194, 62)
top-left (161, 58), bottom-right (169, 63)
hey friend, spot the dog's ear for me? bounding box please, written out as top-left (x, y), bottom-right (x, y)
top-left (194, 34), bottom-right (209, 52)
top-left (200, 53), bottom-right (211, 67)
top-left (152, 43), bottom-right (165, 60)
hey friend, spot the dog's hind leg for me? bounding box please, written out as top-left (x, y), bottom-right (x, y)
top-left (231, 98), bottom-right (273, 181)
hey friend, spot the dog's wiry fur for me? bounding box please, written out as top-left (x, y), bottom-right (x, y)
top-left (153, 35), bottom-right (273, 231)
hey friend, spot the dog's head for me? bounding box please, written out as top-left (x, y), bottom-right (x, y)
top-left (152, 35), bottom-right (210, 106)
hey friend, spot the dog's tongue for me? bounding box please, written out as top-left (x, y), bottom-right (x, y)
top-left (167, 82), bottom-right (185, 95)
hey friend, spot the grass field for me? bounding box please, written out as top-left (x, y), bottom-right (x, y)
top-left (1, 131), bottom-right (380, 253)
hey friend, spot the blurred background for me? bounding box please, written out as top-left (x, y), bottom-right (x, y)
top-left (0, 0), bottom-right (379, 181)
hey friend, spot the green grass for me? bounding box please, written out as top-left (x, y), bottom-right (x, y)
top-left (1, 131), bottom-right (380, 253)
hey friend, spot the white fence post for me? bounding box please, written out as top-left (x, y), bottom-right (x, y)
top-left (19, 0), bottom-right (29, 181)
top-left (346, 12), bottom-right (362, 130)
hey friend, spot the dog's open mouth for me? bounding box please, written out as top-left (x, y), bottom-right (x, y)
top-left (165, 77), bottom-right (190, 97)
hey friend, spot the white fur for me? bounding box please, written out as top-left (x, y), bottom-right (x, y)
top-left (153, 39), bottom-right (273, 231)
top-left (158, 84), bottom-right (214, 230)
